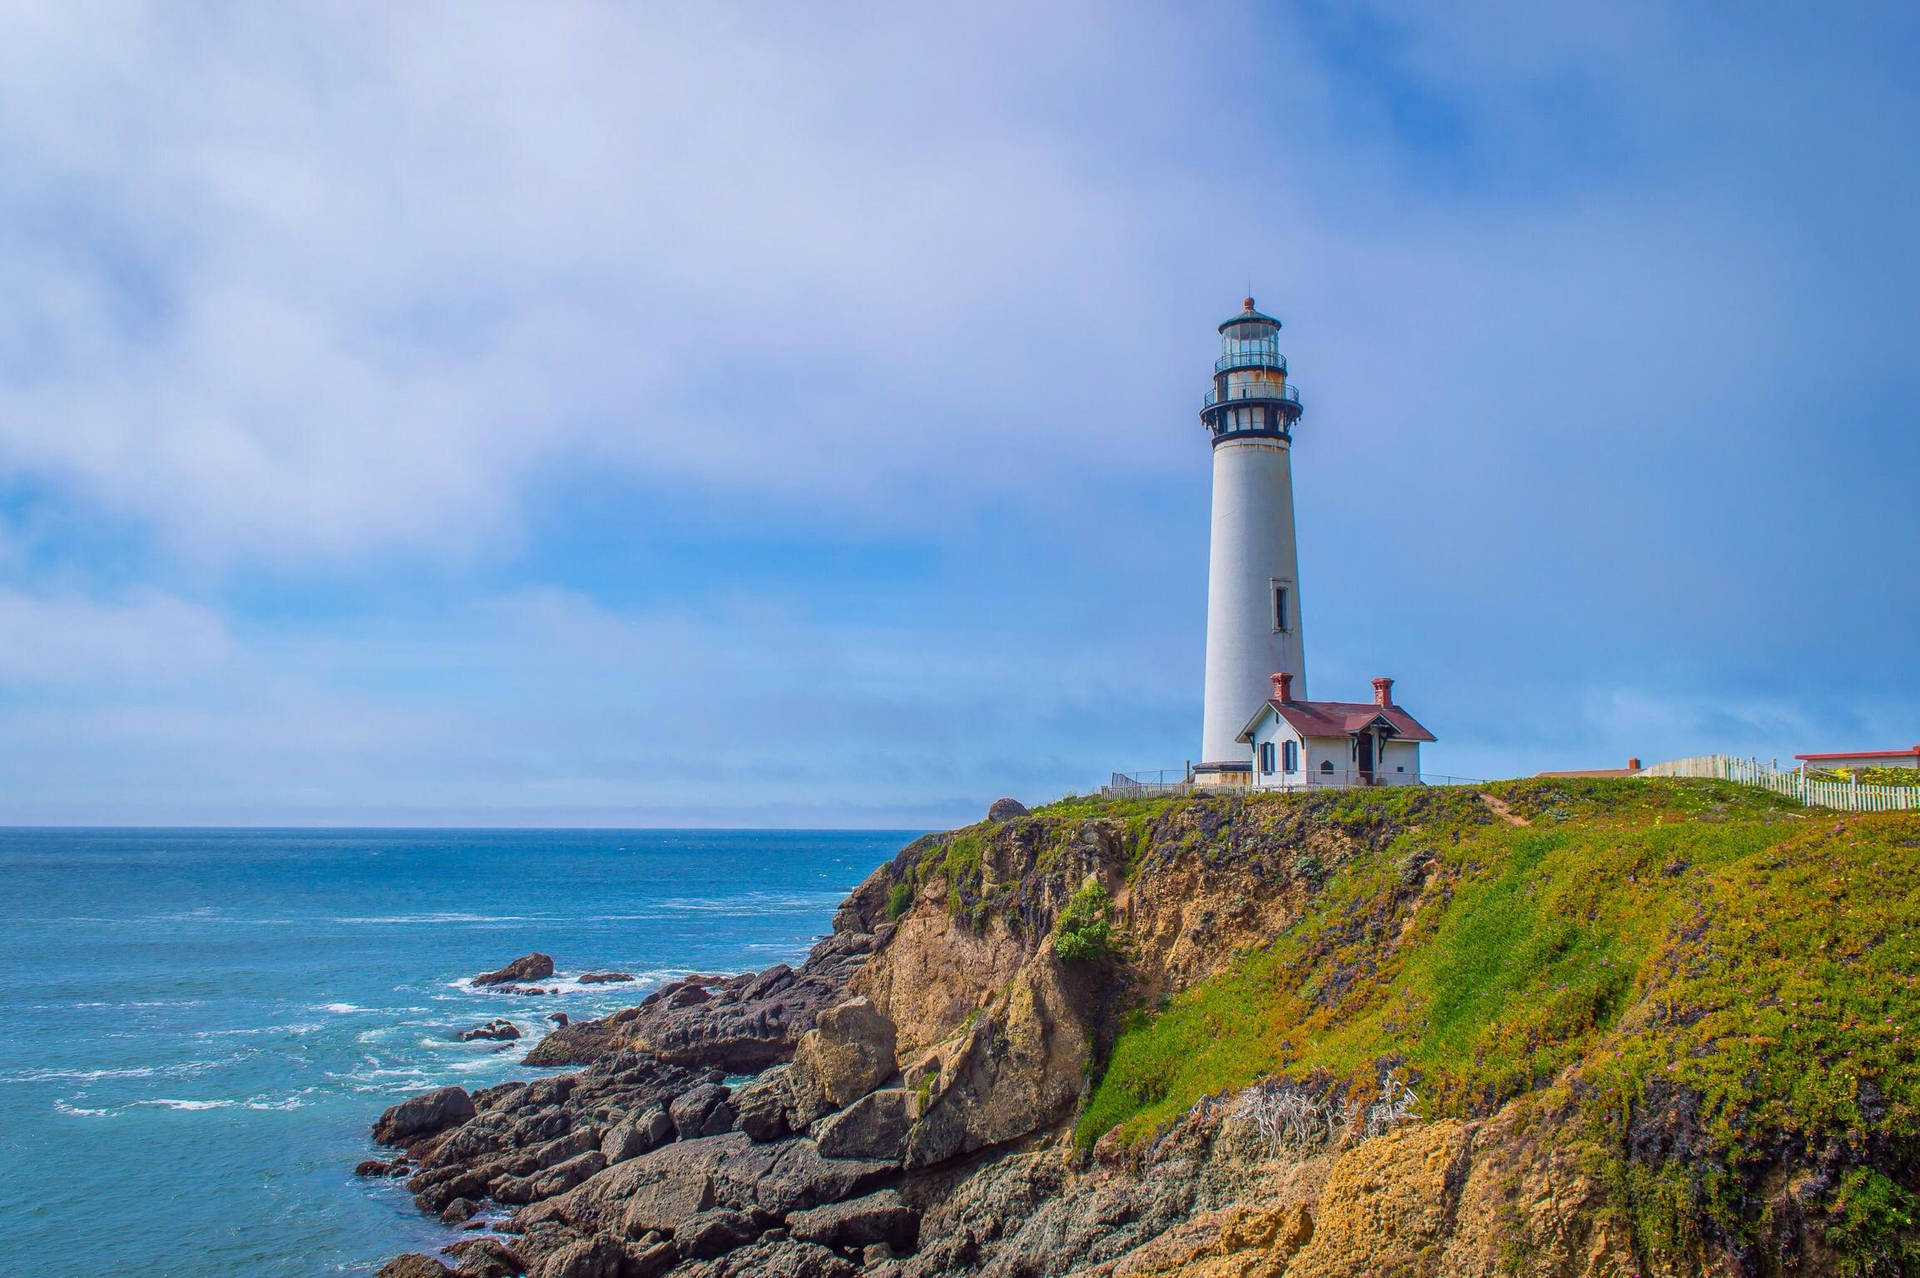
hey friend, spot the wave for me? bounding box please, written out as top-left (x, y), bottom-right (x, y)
top-left (1, 1057), bottom-right (239, 1084)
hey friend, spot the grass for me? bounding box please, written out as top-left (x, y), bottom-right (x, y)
top-left (1067, 777), bottom-right (1920, 1267)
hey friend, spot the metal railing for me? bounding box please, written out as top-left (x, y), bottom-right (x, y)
top-left (1103, 768), bottom-right (1194, 798)
top-left (1638, 755), bottom-right (1920, 812)
top-left (1216, 348), bottom-right (1286, 374)
top-left (1203, 382), bottom-right (1301, 411)
top-left (1099, 768), bottom-right (1487, 798)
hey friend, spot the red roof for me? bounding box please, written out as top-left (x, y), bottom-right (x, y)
top-left (1242, 699), bottom-right (1436, 743)
top-left (1793, 746), bottom-right (1920, 762)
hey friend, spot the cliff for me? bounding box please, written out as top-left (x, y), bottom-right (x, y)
top-left (365, 779), bottom-right (1920, 1277)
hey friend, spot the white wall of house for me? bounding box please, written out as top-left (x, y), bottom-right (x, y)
top-left (1245, 711), bottom-right (1423, 790)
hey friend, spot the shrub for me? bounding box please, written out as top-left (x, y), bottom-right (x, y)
top-left (1054, 878), bottom-right (1115, 963)
top-left (886, 880), bottom-right (915, 920)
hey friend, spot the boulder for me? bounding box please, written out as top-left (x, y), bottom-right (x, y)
top-left (440, 1197), bottom-right (479, 1224)
top-left (786, 1189), bottom-right (918, 1253)
top-left (752, 1139), bottom-right (897, 1217)
top-left (532, 1235), bottom-right (623, 1278)
top-left (813, 1088), bottom-right (911, 1162)
top-left (622, 1171), bottom-right (718, 1237)
top-left (461, 1020), bottom-right (522, 1043)
top-left (440, 1237), bottom-right (525, 1278)
top-left (357, 1158), bottom-right (395, 1176)
top-left (600, 1107), bottom-right (673, 1163)
top-left (475, 954), bottom-right (556, 987)
top-left (546, 1012), bottom-right (569, 1027)
top-left (669, 1238), bottom-right (857, 1278)
top-left (375, 1086), bottom-right (477, 1146)
top-left (787, 997), bottom-right (897, 1122)
top-left (987, 797), bottom-right (1030, 821)
top-left (676, 1207), bottom-right (762, 1258)
top-left (578, 972), bottom-right (634, 985)
top-left (732, 1067), bottom-right (795, 1143)
top-left (378, 1257), bottom-right (455, 1278)
top-left (668, 1083), bottom-right (735, 1139)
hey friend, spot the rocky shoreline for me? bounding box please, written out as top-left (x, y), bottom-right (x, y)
top-left (360, 787), bottom-right (1908, 1277)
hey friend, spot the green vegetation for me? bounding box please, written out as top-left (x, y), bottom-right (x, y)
top-left (1813, 766), bottom-right (1920, 789)
top-left (886, 878), bottom-right (915, 921)
top-left (1074, 777), bottom-right (1920, 1268)
top-left (1053, 878), bottom-right (1116, 963)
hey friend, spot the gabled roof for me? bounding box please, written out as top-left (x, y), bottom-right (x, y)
top-left (1793, 745), bottom-right (1920, 762)
top-left (1237, 699), bottom-right (1437, 745)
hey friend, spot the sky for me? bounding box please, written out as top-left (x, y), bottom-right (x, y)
top-left (0, 1), bottom-right (1915, 827)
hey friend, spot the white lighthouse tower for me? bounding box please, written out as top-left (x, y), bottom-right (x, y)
top-left (1195, 298), bottom-right (1306, 786)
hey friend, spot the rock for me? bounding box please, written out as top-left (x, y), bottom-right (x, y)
top-left (670, 1238), bottom-right (857, 1278)
top-left (524, 1151), bottom-right (609, 1204)
top-left (357, 1158), bottom-right (395, 1176)
top-left (622, 1240), bottom-right (678, 1278)
top-left (440, 1237), bottom-right (525, 1278)
top-left (787, 997), bottom-right (897, 1122)
top-left (600, 1107), bottom-right (673, 1163)
top-left (531, 1235), bottom-right (623, 1278)
top-left (812, 1088), bottom-right (911, 1162)
top-left (527, 959), bottom-right (856, 1072)
top-left (1284, 1121), bottom-right (1473, 1278)
top-left (622, 1171), bottom-right (718, 1236)
top-left (461, 1020), bottom-right (523, 1043)
top-left (668, 1083), bottom-right (736, 1140)
top-left (676, 1207), bottom-right (762, 1258)
top-left (752, 1138), bottom-right (897, 1217)
top-left (577, 972), bottom-right (634, 985)
top-left (440, 1196), bottom-right (480, 1224)
top-left (987, 797), bottom-right (1030, 821)
top-left (375, 1086), bottom-right (477, 1146)
top-left (378, 1257), bottom-right (455, 1278)
top-left (475, 953), bottom-right (556, 987)
top-left (732, 1067), bottom-right (795, 1143)
top-left (786, 1188), bottom-right (918, 1253)
top-left (487, 984), bottom-right (550, 997)
top-left (547, 1012), bottom-right (569, 1027)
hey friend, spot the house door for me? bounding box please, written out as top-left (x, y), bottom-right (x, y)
top-left (1356, 733), bottom-right (1374, 783)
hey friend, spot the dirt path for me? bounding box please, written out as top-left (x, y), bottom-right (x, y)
top-left (1478, 793), bottom-right (1530, 826)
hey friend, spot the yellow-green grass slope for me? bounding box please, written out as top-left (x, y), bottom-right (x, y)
top-left (1070, 778), bottom-right (1920, 1271)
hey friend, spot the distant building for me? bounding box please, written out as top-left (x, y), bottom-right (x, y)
top-left (1793, 746), bottom-right (1920, 772)
top-left (1237, 674), bottom-right (1435, 790)
top-left (1190, 298), bottom-right (1436, 790)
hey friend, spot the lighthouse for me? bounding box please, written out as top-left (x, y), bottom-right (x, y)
top-left (1195, 298), bottom-right (1306, 785)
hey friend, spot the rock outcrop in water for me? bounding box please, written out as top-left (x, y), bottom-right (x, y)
top-left (366, 783), bottom-right (1920, 1276)
top-left (474, 954), bottom-right (556, 987)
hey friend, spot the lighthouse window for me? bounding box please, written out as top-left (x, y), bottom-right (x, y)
top-left (1259, 742), bottom-right (1276, 774)
top-left (1319, 760), bottom-right (1334, 774)
top-left (1272, 586), bottom-right (1289, 632)
top-left (1283, 740), bottom-right (1298, 773)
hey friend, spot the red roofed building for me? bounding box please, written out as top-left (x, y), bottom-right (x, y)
top-left (1234, 673), bottom-right (1436, 789)
top-left (1793, 745), bottom-right (1920, 772)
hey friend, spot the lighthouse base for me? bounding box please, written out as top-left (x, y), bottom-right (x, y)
top-left (1191, 761), bottom-right (1252, 790)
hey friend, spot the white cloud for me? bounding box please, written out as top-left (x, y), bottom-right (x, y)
top-left (0, 586), bottom-right (229, 684)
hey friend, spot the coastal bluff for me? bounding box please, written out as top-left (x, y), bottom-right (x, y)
top-left (364, 779), bottom-right (1920, 1276)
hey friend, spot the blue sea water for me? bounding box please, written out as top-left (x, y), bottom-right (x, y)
top-left (0, 827), bottom-right (914, 1277)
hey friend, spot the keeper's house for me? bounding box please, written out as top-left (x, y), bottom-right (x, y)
top-left (1236, 673), bottom-right (1436, 791)
top-left (1793, 745), bottom-right (1920, 773)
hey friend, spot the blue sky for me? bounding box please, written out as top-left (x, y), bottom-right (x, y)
top-left (0, 2), bottom-right (1915, 826)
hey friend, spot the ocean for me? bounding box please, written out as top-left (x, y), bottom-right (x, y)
top-left (0, 827), bottom-right (914, 1277)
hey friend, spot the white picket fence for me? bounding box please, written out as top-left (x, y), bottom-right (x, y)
top-left (1638, 754), bottom-right (1920, 812)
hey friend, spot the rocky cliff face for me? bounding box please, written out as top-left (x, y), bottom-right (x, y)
top-left (364, 785), bottom-right (1920, 1277)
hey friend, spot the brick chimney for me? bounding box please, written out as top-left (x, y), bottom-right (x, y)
top-left (1628, 757), bottom-right (1642, 772)
top-left (1371, 676), bottom-right (1394, 707)
top-left (1270, 672), bottom-right (1293, 702)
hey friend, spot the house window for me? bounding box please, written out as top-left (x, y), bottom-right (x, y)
top-left (1272, 585), bottom-right (1289, 632)
top-left (1319, 760), bottom-right (1334, 774)
top-left (1259, 741), bottom-right (1276, 774)
top-left (1283, 740), bottom-right (1298, 773)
